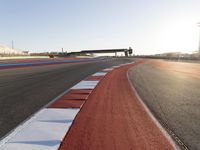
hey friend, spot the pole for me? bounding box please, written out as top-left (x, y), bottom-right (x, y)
top-left (12, 40), bottom-right (14, 49)
top-left (197, 23), bottom-right (200, 56)
top-left (199, 27), bottom-right (200, 55)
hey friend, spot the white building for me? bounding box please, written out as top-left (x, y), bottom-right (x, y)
top-left (0, 45), bottom-right (23, 55)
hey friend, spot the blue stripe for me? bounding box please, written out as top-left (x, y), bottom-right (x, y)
top-left (0, 58), bottom-right (108, 69)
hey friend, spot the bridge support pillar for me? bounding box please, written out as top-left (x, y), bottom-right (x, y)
top-left (125, 51), bottom-right (128, 57)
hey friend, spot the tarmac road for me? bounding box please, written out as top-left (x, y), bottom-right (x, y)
top-left (128, 59), bottom-right (200, 150)
top-left (0, 58), bottom-right (131, 139)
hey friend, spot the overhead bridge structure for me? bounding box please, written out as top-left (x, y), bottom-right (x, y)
top-left (66, 47), bottom-right (133, 57)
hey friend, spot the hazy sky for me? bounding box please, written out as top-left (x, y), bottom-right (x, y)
top-left (0, 0), bottom-right (200, 54)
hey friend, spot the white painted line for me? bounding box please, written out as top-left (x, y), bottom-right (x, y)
top-left (0, 69), bottom-right (106, 150)
top-left (0, 108), bottom-right (79, 150)
top-left (78, 81), bottom-right (99, 85)
top-left (118, 62), bottom-right (134, 67)
top-left (103, 68), bottom-right (113, 71)
top-left (71, 81), bottom-right (99, 90)
top-left (112, 66), bottom-right (120, 68)
top-left (71, 85), bottom-right (96, 89)
top-left (0, 110), bottom-right (44, 148)
top-left (118, 64), bottom-right (126, 67)
top-left (92, 72), bottom-right (107, 76)
top-left (125, 62), bottom-right (134, 65)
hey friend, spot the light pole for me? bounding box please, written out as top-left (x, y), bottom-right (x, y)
top-left (11, 40), bottom-right (14, 49)
top-left (197, 23), bottom-right (200, 56)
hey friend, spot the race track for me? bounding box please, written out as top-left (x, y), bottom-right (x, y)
top-left (129, 59), bottom-right (200, 149)
top-left (0, 58), bottom-right (131, 139)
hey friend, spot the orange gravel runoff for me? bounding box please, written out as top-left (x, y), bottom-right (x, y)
top-left (59, 61), bottom-right (175, 150)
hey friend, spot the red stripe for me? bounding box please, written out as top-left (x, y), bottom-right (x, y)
top-left (48, 90), bottom-right (92, 108)
top-left (48, 99), bottom-right (85, 108)
top-left (59, 93), bottom-right (89, 100)
top-left (85, 76), bottom-right (104, 80)
top-left (68, 89), bottom-right (93, 94)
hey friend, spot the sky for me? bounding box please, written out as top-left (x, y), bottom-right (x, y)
top-left (0, 0), bottom-right (200, 55)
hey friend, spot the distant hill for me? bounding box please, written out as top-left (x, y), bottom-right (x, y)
top-left (0, 45), bottom-right (23, 55)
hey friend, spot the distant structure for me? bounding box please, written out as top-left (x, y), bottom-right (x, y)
top-left (136, 51), bottom-right (200, 60)
top-left (0, 44), bottom-right (25, 56)
top-left (66, 47), bottom-right (133, 57)
top-left (30, 47), bottom-right (133, 58)
top-left (12, 40), bottom-right (14, 49)
top-left (22, 51), bottom-right (29, 54)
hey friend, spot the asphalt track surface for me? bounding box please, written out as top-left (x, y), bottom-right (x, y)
top-left (59, 61), bottom-right (174, 150)
top-left (0, 58), bottom-right (131, 139)
top-left (0, 57), bottom-right (106, 69)
top-left (129, 59), bottom-right (200, 150)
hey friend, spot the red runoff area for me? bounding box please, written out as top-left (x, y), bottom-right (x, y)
top-left (59, 62), bottom-right (174, 150)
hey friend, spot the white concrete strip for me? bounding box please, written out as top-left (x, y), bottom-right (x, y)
top-left (117, 62), bottom-right (135, 67)
top-left (125, 62), bottom-right (134, 65)
top-left (0, 71), bottom-right (105, 150)
top-left (112, 66), bottom-right (120, 68)
top-left (0, 108), bottom-right (79, 150)
top-left (78, 81), bottom-right (99, 85)
top-left (71, 80), bottom-right (99, 90)
top-left (92, 72), bottom-right (107, 76)
top-left (118, 64), bottom-right (126, 67)
top-left (103, 68), bottom-right (113, 71)
top-left (0, 112), bottom-right (40, 148)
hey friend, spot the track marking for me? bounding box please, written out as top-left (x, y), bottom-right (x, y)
top-left (92, 72), bottom-right (107, 76)
top-left (71, 81), bottom-right (99, 90)
top-left (103, 68), bottom-right (113, 71)
top-left (0, 62), bottom-right (130, 150)
top-left (0, 108), bottom-right (79, 150)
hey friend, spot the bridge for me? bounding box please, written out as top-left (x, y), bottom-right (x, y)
top-left (66, 47), bottom-right (133, 57)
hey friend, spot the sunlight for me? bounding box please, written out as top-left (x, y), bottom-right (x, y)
top-left (156, 18), bottom-right (199, 54)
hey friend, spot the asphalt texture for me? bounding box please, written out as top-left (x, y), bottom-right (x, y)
top-left (128, 59), bottom-right (200, 150)
top-left (0, 58), bottom-right (131, 139)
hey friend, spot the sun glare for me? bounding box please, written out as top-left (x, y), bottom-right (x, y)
top-left (156, 18), bottom-right (199, 54)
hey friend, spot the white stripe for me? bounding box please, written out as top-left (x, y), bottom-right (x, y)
top-left (0, 108), bottom-right (79, 150)
top-left (92, 72), bottom-right (107, 76)
top-left (103, 68), bottom-right (113, 71)
top-left (112, 66), bottom-right (120, 68)
top-left (71, 81), bottom-right (99, 89)
top-left (118, 64), bottom-right (126, 67)
top-left (125, 62), bottom-right (134, 65)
